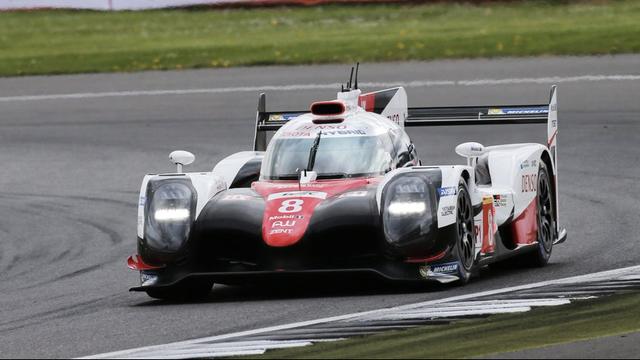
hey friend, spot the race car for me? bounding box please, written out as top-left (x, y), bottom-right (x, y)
top-left (128, 68), bottom-right (567, 300)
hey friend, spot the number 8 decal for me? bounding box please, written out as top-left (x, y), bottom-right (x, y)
top-left (279, 199), bottom-right (304, 213)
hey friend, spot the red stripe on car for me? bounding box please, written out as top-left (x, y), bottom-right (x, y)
top-left (511, 198), bottom-right (538, 246)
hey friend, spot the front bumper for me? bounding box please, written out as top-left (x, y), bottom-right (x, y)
top-left (130, 258), bottom-right (461, 292)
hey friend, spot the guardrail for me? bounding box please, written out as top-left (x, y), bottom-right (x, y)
top-left (0, 0), bottom-right (496, 11)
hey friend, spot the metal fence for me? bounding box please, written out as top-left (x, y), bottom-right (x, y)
top-left (1, 0), bottom-right (467, 11)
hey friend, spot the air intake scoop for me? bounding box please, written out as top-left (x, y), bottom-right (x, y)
top-left (310, 101), bottom-right (345, 116)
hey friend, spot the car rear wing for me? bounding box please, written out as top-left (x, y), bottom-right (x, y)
top-left (405, 104), bottom-right (548, 126)
top-left (253, 86), bottom-right (558, 156)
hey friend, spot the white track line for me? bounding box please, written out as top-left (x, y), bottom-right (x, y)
top-left (3, 74), bottom-right (639, 103)
top-left (80, 264), bottom-right (640, 359)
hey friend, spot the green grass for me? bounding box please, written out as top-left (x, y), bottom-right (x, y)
top-left (246, 292), bottom-right (640, 359)
top-left (1, 1), bottom-right (640, 76)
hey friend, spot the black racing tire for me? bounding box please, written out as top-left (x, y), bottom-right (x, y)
top-left (454, 180), bottom-right (475, 284)
top-left (145, 279), bottom-right (213, 301)
top-left (522, 161), bottom-right (557, 267)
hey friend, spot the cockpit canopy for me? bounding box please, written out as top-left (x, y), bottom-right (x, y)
top-left (261, 134), bottom-right (395, 180)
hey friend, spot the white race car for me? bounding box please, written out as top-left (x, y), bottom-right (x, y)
top-left (129, 67), bottom-right (567, 299)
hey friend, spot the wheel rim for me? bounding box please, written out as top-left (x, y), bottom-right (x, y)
top-left (537, 171), bottom-right (553, 252)
top-left (457, 188), bottom-right (474, 270)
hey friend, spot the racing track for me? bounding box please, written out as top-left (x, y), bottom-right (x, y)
top-left (0, 55), bottom-right (639, 358)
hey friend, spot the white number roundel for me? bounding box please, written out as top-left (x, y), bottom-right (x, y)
top-left (278, 199), bottom-right (304, 213)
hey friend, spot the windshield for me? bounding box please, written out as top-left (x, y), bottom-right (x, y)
top-left (262, 135), bottom-right (394, 180)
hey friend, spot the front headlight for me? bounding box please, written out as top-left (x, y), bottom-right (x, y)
top-left (144, 180), bottom-right (196, 252)
top-left (383, 176), bottom-right (435, 246)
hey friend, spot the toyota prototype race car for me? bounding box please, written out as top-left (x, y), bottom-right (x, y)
top-left (128, 67), bottom-right (567, 300)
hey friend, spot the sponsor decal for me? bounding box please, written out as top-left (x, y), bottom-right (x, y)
top-left (269, 228), bottom-right (293, 235)
top-left (138, 196), bottom-right (146, 207)
top-left (257, 182), bottom-right (332, 189)
top-left (437, 186), bottom-right (457, 197)
top-left (221, 194), bottom-right (253, 201)
top-left (322, 129), bottom-right (367, 136)
top-left (481, 195), bottom-right (496, 254)
top-left (281, 131), bottom-right (312, 137)
top-left (268, 214), bottom-right (304, 221)
top-left (268, 113), bottom-right (303, 121)
top-left (296, 124), bottom-right (348, 130)
top-left (488, 108), bottom-right (548, 115)
top-left (531, 159), bottom-right (538, 168)
top-left (522, 174), bottom-right (538, 193)
top-left (267, 191), bottom-right (327, 201)
top-left (387, 113), bottom-right (401, 124)
top-left (520, 160), bottom-right (530, 169)
top-left (272, 220), bottom-right (296, 227)
top-left (493, 194), bottom-right (508, 207)
top-left (281, 129), bottom-right (368, 138)
top-left (504, 108), bottom-right (548, 115)
top-left (430, 262), bottom-right (459, 274)
top-left (440, 205), bottom-right (455, 217)
top-left (339, 190), bottom-right (369, 198)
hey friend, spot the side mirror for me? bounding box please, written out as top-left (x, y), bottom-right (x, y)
top-left (169, 150), bottom-right (195, 173)
top-left (455, 142), bottom-right (485, 165)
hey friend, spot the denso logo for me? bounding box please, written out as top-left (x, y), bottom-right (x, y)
top-left (297, 124), bottom-right (347, 130)
top-left (522, 174), bottom-right (538, 192)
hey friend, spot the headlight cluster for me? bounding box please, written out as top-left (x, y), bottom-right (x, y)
top-left (383, 176), bottom-right (435, 247)
top-left (144, 180), bottom-right (196, 252)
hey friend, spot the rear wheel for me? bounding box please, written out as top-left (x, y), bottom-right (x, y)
top-left (454, 180), bottom-right (475, 284)
top-left (522, 162), bottom-right (556, 266)
top-left (145, 279), bottom-right (213, 301)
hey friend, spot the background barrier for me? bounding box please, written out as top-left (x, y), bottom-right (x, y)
top-left (1, 0), bottom-right (412, 11)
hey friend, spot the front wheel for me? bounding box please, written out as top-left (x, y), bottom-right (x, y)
top-left (454, 180), bottom-right (475, 284)
top-left (145, 279), bottom-right (213, 301)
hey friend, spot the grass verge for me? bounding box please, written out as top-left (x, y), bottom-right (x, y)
top-left (1, 1), bottom-right (640, 76)
top-left (245, 292), bottom-right (640, 358)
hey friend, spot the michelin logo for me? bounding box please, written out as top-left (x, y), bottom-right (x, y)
top-left (488, 108), bottom-right (548, 115)
top-left (430, 262), bottom-right (459, 274)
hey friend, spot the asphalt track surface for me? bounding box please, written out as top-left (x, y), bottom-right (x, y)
top-left (0, 55), bottom-right (639, 358)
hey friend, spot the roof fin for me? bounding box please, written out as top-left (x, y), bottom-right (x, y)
top-left (354, 62), bottom-right (359, 89)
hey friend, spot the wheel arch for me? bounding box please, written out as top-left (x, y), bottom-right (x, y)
top-left (539, 149), bottom-right (558, 227)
